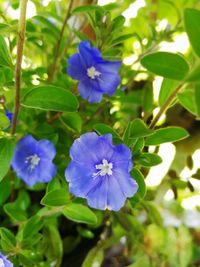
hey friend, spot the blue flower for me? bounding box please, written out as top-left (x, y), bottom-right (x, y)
top-left (12, 135), bottom-right (56, 187)
top-left (5, 109), bottom-right (13, 127)
top-left (65, 132), bottom-right (138, 211)
top-left (0, 252), bottom-right (13, 267)
top-left (67, 41), bottom-right (122, 103)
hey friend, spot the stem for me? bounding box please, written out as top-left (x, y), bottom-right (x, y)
top-left (149, 83), bottom-right (183, 129)
top-left (48, 0), bottom-right (74, 81)
top-left (11, 0), bottom-right (28, 135)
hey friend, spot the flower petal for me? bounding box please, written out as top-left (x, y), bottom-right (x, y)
top-left (78, 80), bottom-right (103, 103)
top-left (37, 160), bottom-right (56, 183)
top-left (37, 139), bottom-right (56, 160)
top-left (97, 60), bottom-right (122, 73)
top-left (86, 178), bottom-right (108, 210)
top-left (67, 53), bottom-right (86, 80)
top-left (113, 170), bottom-right (138, 197)
top-left (98, 72), bottom-right (121, 96)
top-left (78, 41), bottom-right (101, 67)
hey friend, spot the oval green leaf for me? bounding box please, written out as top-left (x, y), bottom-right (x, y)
top-left (0, 138), bottom-right (15, 182)
top-left (41, 189), bottom-right (69, 207)
top-left (141, 52), bottom-right (189, 80)
top-left (21, 86), bottom-right (79, 112)
top-left (145, 127), bottom-right (189, 146)
top-left (184, 8), bottom-right (200, 57)
top-left (62, 203), bottom-right (97, 225)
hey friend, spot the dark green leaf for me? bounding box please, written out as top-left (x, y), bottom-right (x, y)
top-left (184, 8), bottom-right (200, 57)
top-left (0, 138), bottom-right (15, 182)
top-left (22, 215), bottom-right (43, 240)
top-left (138, 153), bottom-right (162, 167)
top-left (4, 202), bottom-right (27, 222)
top-left (62, 203), bottom-right (97, 225)
top-left (41, 189), bottom-right (69, 207)
top-left (141, 52), bottom-right (189, 80)
top-left (21, 86), bottom-right (79, 112)
top-left (60, 112), bottom-right (82, 133)
top-left (94, 123), bottom-right (122, 143)
top-left (195, 84), bottom-right (200, 117)
top-left (145, 127), bottom-right (189, 145)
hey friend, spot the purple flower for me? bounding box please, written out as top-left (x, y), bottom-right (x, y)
top-left (12, 135), bottom-right (56, 187)
top-left (65, 132), bottom-right (138, 211)
top-left (67, 41), bottom-right (122, 103)
top-left (0, 253), bottom-right (13, 267)
top-left (5, 109), bottom-right (13, 127)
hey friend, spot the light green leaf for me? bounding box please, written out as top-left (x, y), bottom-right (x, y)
top-left (177, 89), bottom-right (197, 115)
top-left (159, 78), bottom-right (179, 106)
top-left (184, 8), bottom-right (200, 57)
top-left (145, 127), bottom-right (189, 145)
top-left (0, 227), bottom-right (16, 252)
top-left (4, 202), bottom-right (27, 222)
top-left (0, 112), bottom-right (10, 129)
top-left (21, 86), bottom-right (79, 112)
top-left (72, 5), bottom-right (102, 14)
top-left (0, 138), bottom-right (15, 182)
top-left (94, 123), bottom-right (122, 143)
top-left (186, 63), bottom-right (200, 82)
top-left (41, 189), bottom-right (69, 207)
top-left (141, 52), bottom-right (189, 80)
top-left (62, 203), bottom-right (97, 225)
top-left (0, 35), bottom-right (13, 67)
top-left (195, 84), bottom-right (200, 117)
top-left (131, 168), bottom-right (146, 199)
top-left (82, 246), bottom-right (104, 267)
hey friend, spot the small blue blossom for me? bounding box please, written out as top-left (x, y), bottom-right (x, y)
top-left (67, 41), bottom-right (122, 103)
top-left (0, 252), bottom-right (13, 267)
top-left (65, 132), bottom-right (138, 211)
top-left (12, 135), bottom-right (56, 187)
top-left (5, 109), bottom-right (13, 127)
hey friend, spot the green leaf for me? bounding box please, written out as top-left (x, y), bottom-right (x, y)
top-left (4, 202), bottom-right (27, 222)
top-left (185, 63), bottom-right (200, 82)
top-left (143, 201), bottom-right (163, 226)
top-left (72, 5), bottom-right (102, 14)
top-left (141, 52), bottom-right (189, 80)
top-left (0, 35), bottom-right (13, 67)
top-left (184, 8), bottom-right (200, 57)
top-left (0, 177), bottom-right (11, 205)
top-left (41, 189), bottom-right (69, 207)
top-left (159, 78), bottom-right (179, 106)
top-left (0, 138), bottom-right (15, 182)
top-left (0, 227), bottom-right (16, 252)
top-left (127, 119), bottom-right (153, 139)
top-left (177, 89), bottom-right (197, 115)
top-left (82, 246), bottom-right (104, 267)
top-left (0, 112), bottom-right (10, 129)
top-left (131, 168), bottom-right (146, 198)
top-left (22, 215), bottom-right (43, 241)
top-left (60, 112), bottom-right (82, 133)
top-left (21, 86), bottom-right (79, 112)
top-left (62, 203), bottom-right (97, 225)
top-left (138, 153), bottom-right (162, 167)
top-left (145, 127), bottom-right (189, 145)
top-left (94, 123), bottom-right (122, 143)
top-left (195, 84), bottom-right (200, 117)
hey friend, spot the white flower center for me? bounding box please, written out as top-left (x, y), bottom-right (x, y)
top-left (0, 259), bottom-right (5, 267)
top-left (87, 66), bottom-right (101, 79)
top-left (93, 159), bottom-right (113, 178)
top-left (25, 154), bottom-right (40, 171)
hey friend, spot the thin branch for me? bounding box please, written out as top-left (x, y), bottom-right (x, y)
top-left (48, 0), bottom-right (74, 81)
top-left (149, 83), bottom-right (183, 129)
top-left (11, 0), bottom-right (28, 135)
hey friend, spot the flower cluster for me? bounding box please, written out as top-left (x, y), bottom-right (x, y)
top-left (65, 132), bottom-right (138, 211)
top-left (0, 253), bottom-right (13, 267)
top-left (67, 41), bottom-right (122, 103)
top-left (11, 41), bottom-right (138, 213)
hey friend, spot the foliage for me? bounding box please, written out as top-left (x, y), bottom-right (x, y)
top-left (0, 0), bottom-right (200, 266)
